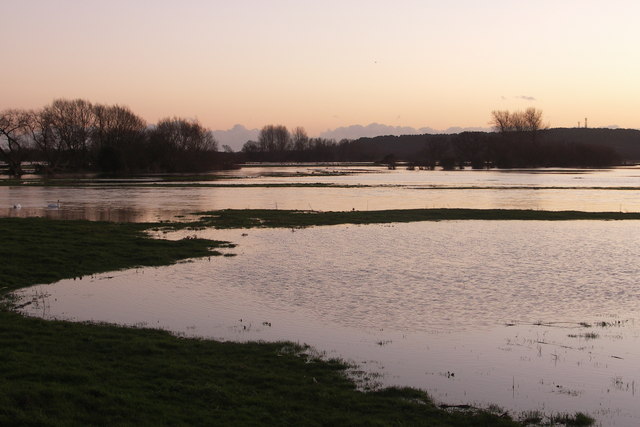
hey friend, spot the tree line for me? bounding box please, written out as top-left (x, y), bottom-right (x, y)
top-left (241, 125), bottom-right (342, 162)
top-left (2, 103), bottom-right (623, 175)
top-left (240, 109), bottom-right (620, 168)
top-left (0, 99), bottom-right (225, 176)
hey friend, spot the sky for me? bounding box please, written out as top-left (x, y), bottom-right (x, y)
top-left (2, 0), bottom-right (640, 140)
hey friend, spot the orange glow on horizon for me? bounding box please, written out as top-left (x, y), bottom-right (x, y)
top-left (2, 1), bottom-right (639, 135)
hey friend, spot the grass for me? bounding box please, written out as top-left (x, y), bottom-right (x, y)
top-left (0, 217), bottom-right (523, 426)
top-left (519, 410), bottom-right (594, 426)
top-left (187, 208), bottom-right (640, 229)
top-left (1, 309), bottom-right (523, 426)
top-left (0, 217), bottom-right (231, 293)
top-left (568, 332), bottom-right (599, 340)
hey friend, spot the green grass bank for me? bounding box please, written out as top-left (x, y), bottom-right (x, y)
top-left (191, 208), bottom-right (640, 229)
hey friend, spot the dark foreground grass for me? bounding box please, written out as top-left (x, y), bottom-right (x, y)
top-left (0, 217), bottom-right (525, 426)
top-left (192, 208), bottom-right (640, 229)
top-left (0, 309), bottom-right (520, 426)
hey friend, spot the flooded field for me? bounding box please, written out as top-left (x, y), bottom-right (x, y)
top-left (7, 166), bottom-right (640, 425)
top-left (15, 221), bottom-right (640, 425)
top-left (2, 166), bottom-right (640, 221)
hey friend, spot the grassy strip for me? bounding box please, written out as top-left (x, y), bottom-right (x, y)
top-left (0, 217), bottom-right (522, 426)
top-left (190, 208), bottom-right (640, 229)
top-left (0, 217), bottom-right (231, 293)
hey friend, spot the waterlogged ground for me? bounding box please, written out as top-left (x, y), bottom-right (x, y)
top-left (2, 166), bottom-right (640, 221)
top-left (16, 221), bottom-right (640, 426)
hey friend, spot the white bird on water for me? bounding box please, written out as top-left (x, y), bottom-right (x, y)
top-left (47, 200), bottom-right (61, 208)
top-left (12, 203), bottom-right (21, 209)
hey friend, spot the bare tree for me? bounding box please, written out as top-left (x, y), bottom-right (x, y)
top-left (42, 99), bottom-right (95, 169)
top-left (25, 108), bottom-right (64, 173)
top-left (490, 110), bottom-right (512, 132)
top-left (258, 125), bottom-right (290, 152)
top-left (273, 125), bottom-right (290, 152)
top-left (522, 107), bottom-right (544, 132)
top-left (92, 103), bottom-right (146, 148)
top-left (258, 125), bottom-right (275, 152)
top-left (91, 104), bottom-right (147, 172)
top-left (0, 109), bottom-right (31, 176)
top-left (490, 108), bottom-right (545, 133)
top-left (291, 126), bottom-right (309, 151)
top-left (510, 112), bottom-right (527, 132)
top-left (148, 117), bottom-right (218, 171)
top-left (153, 117), bottom-right (217, 152)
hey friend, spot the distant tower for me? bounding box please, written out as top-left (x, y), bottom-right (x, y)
top-left (585, 117), bottom-right (588, 128)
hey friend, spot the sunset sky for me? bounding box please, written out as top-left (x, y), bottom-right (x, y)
top-left (3, 0), bottom-right (639, 136)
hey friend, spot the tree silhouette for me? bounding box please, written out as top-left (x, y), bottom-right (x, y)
top-left (490, 108), bottom-right (546, 133)
top-left (0, 109), bottom-right (31, 176)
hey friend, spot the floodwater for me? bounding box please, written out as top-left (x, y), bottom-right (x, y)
top-left (2, 166), bottom-right (640, 221)
top-left (7, 166), bottom-right (640, 425)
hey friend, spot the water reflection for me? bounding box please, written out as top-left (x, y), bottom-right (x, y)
top-left (2, 167), bottom-right (640, 221)
top-left (0, 186), bottom-right (201, 222)
top-left (15, 221), bottom-right (640, 425)
top-left (210, 165), bottom-right (640, 188)
top-left (1, 206), bottom-right (160, 222)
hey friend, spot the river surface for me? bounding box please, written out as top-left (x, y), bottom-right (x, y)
top-left (7, 166), bottom-right (640, 425)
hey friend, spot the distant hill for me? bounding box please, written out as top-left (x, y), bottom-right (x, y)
top-left (238, 127), bottom-right (639, 167)
top-left (318, 123), bottom-right (490, 141)
top-left (538, 128), bottom-right (640, 163)
top-left (347, 128), bottom-right (640, 164)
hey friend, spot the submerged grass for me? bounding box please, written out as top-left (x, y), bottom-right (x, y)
top-left (2, 180), bottom-right (363, 188)
top-left (7, 175), bottom-right (640, 190)
top-left (190, 208), bottom-right (640, 229)
top-left (0, 217), bottom-right (523, 426)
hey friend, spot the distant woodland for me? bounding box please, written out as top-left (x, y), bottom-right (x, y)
top-left (241, 110), bottom-right (633, 169)
top-left (1, 101), bottom-right (638, 176)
